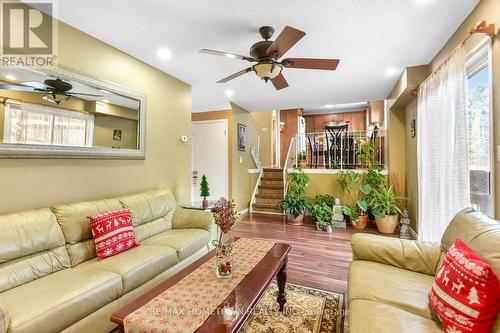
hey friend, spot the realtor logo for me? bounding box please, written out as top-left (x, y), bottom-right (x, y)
top-left (0, 0), bottom-right (57, 66)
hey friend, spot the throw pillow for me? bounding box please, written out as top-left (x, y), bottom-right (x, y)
top-left (89, 208), bottom-right (139, 260)
top-left (428, 239), bottom-right (500, 333)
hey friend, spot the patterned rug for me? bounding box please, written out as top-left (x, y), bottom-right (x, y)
top-left (240, 282), bottom-right (345, 333)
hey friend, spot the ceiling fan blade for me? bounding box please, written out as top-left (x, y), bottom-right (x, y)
top-left (22, 81), bottom-right (49, 90)
top-left (217, 67), bottom-right (252, 83)
top-left (0, 84), bottom-right (39, 92)
top-left (266, 26), bottom-right (306, 59)
top-left (282, 58), bottom-right (340, 70)
top-left (199, 49), bottom-right (255, 62)
top-left (67, 92), bottom-right (103, 97)
top-left (271, 73), bottom-right (289, 90)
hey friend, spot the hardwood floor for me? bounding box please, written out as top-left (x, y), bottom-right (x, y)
top-left (234, 213), bottom-right (396, 294)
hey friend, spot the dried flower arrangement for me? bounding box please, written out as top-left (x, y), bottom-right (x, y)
top-left (211, 197), bottom-right (236, 233)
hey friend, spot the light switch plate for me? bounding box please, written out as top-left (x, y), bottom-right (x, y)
top-left (497, 145), bottom-right (500, 163)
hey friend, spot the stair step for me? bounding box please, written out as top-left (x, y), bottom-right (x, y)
top-left (256, 193), bottom-right (283, 199)
top-left (263, 168), bottom-right (283, 172)
top-left (253, 203), bottom-right (280, 209)
top-left (255, 197), bottom-right (281, 205)
top-left (260, 180), bottom-right (282, 187)
top-left (261, 176), bottom-right (282, 181)
top-left (251, 204), bottom-right (282, 214)
top-left (259, 184), bottom-right (283, 190)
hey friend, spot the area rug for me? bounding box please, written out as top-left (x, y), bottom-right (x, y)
top-left (240, 282), bottom-right (345, 333)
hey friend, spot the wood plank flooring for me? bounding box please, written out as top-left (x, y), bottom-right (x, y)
top-left (234, 213), bottom-right (396, 294)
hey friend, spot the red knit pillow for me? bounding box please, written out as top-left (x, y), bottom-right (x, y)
top-left (428, 239), bottom-right (500, 333)
top-left (89, 208), bottom-right (139, 260)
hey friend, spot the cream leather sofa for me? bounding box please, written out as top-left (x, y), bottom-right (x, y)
top-left (0, 189), bottom-right (217, 333)
top-left (348, 208), bottom-right (500, 332)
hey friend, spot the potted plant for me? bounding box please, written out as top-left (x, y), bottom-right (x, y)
top-left (311, 200), bottom-right (334, 231)
top-left (369, 185), bottom-right (404, 234)
top-left (277, 168), bottom-right (310, 225)
top-left (277, 192), bottom-right (310, 225)
top-left (200, 175), bottom-right (210, 209)
top-left (337, 171), bottom-right (371, 229)
top-left (295, 150), bottom-right (307, 168)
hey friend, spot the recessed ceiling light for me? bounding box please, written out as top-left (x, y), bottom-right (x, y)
top-left (98, 89), bottom-right (111, 94)
top-left (385, 68), bottom-right (400, 77)
top-left (157, 47), bottom-right (172, 60)
top-left (102, 99), bottom-right (110, 103)
top-left (5, 74), bottom-right (16, 81)
top-left (225, 89), bottom-right (234, 97)
top-left (323, 104), bottom-right (334, 108)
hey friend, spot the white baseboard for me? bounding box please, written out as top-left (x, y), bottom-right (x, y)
top-left (237, 208), bottom-right (249, 217)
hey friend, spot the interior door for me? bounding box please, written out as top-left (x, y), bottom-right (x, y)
top-left (191, 120), bottom-right (228, 202)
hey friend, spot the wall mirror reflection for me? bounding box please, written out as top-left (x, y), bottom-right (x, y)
top-left (0, 66), bottom-right (145, 159)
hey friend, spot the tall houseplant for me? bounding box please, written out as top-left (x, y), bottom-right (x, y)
top-left (337, 171), bottom-right (371, 229)
top-left (277, 168), bottom-right (310, 225)
top-left (311, 195), bottom-right (334, 231)
top-left (369, 185), bottom-right (404, 234)
top-left (200, 175), bottom-right (210, 209)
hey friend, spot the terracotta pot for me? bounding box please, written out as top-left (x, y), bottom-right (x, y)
top-left (287, 214), bottom-right (304, 225)
top-left (351, 214), bottom-right (368, 230)
top-left (375, 215), bottom-right (399, 234)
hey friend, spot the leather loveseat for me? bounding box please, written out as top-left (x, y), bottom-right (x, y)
top-left (0, 188), bottom-right (217, 333)
top-left (348, 208), bottom-right (500, 332)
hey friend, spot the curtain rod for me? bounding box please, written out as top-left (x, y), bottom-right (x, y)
top-left (411, 20), bottom-right (496, 96)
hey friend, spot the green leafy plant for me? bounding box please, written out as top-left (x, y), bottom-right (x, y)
top-left (287, 168), bottom-right (309, 196)
top-left (200, 175), bottom-right (210, 197)
top-left (364, 168), bottom-right (385, 193)
top-left (277, 192), bottom-right (310, 218)
top-left (369, 185), bottom-right (404, 217)
top-left (337, 171), bottom-right (360, 201)
top-left (355, 139), bottom-right (376, 167)
top-left (314, 194), bottom-right (335, 207)
top-left (342, 205), bottom-right (360, 222)
top-left (310, 201), bottom-right (333, 229)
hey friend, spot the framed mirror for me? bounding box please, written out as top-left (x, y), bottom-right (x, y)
top-left (0, 66), bottom-right (146, 159)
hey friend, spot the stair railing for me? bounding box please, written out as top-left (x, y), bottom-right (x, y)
top-left (282, 136), bottom-right (295, 198)
top-left (249, 169), bottom-right (264, 213)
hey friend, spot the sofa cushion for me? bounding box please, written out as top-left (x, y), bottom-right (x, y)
top-left (349, 260), bottom-right (437, 320)
top-left (0, 268), bottom-right (121, 333)
top-left (141, 229), bottom-right (210, 260)
top-left (52, 198), bottom-right (123, 266)
top-left (429, 239), bottom-right (500, 333)
top-left (0, 208), bottom-right (70, 292)
top-left (76, 245), bottom-right (177, 293)
top-left (90, 208), bottom-right (139, 260)
top-left (349, 299), bottom-right (444, 333)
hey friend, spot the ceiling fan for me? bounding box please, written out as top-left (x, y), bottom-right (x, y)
top-left (0, 78), bottom-right (102, 105)
top-left (199, 25), bottom-right (340, 90)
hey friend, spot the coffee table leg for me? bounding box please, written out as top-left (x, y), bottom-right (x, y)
top-left (277, 259), bottom-right (287, 312)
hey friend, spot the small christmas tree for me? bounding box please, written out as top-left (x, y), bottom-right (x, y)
top-left (200, 175), bottom-right (210, 198)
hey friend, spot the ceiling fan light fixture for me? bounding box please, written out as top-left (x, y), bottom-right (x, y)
top-left (252, 62), bottom-right (283, 81)
top-left (43, 93), bottom-right (70, 105)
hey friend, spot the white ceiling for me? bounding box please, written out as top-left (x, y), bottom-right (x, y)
top-left (53, 0), bottom-right (479, 112)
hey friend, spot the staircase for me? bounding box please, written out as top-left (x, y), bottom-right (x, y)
top-left (251, 168), bottom-right (284, 214)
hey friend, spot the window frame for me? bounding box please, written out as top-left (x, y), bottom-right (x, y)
top-left (465, 38), bottom-right (494, 217)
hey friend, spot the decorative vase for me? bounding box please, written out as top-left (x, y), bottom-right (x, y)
top-left (352, 214), bottom-right (368, 230)
top-left (375, 215), bottom-right (399, 234)
top-left (202, 198), bottom-right (208, 209)
top-left (287, 214), bottom-right (304, 225)
top-left (214, 230), bottom-right (234, 279)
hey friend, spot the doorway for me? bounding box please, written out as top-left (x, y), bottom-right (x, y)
top-left (191, 119), bottom-right (228, 202)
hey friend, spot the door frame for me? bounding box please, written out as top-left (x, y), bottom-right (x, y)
top-left (191, 119), bottom-right (229, 202)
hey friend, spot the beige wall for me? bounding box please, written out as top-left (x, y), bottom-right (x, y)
top-left (250, 111), bottom-right (273, 168)
top-left (231, 103), bottom-right (259, 212)
top-left (429, 0), bottom-right (500, 217)
top-left (93, 116), bottom-right (138, 149)
top-left (0, 20), bottom-right (192, 214)
top-left (404, 99), bottom-right (418, 231)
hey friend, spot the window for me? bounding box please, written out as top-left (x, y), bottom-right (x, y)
top-left (466, 42), bottom-right (493, 216)
top-left (3, 100), bottom-right (94, 147)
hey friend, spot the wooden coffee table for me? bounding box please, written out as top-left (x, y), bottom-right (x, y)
top-left (111, 240), bottom-right (291, 333)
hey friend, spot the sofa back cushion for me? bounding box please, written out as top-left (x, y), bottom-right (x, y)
top-left (118, 189), bottom-right (176, 242)
top-left (0, 208), bottom-right (70, 292)
top-left (52, 198), bottom-right (122, 266)
top-left (441, 208), bottom-right (500, 277)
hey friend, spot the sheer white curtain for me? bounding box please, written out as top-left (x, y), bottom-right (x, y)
top-left (417, 46), bottom-right (470, 241)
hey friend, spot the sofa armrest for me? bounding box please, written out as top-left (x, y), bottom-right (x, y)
top-left (0, 300), bottom-right (9, 333)
top-left (351, 233), bottom-right (441, 276)
top-left (172, 207), bottom-right (218, 240)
